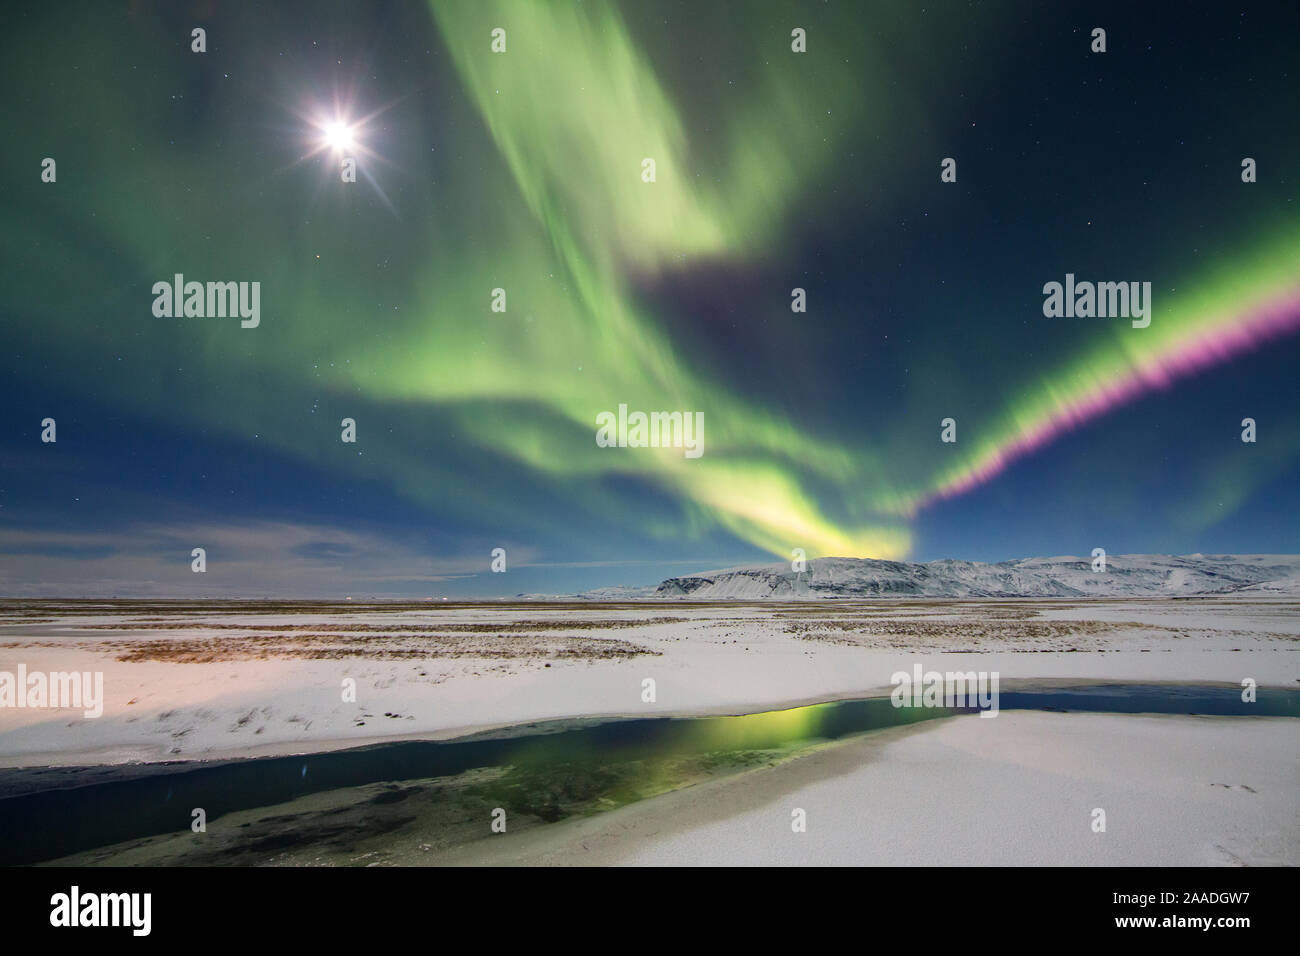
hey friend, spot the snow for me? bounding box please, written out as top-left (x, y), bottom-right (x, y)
top-left (654, 554), bottom-right (1300, 599)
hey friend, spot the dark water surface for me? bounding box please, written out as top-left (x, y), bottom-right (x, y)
top-left (0, 682), bottom-right (1294, 865)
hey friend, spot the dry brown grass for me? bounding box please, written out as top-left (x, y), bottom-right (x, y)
top-left (95, 632), bottom-right (660, 664)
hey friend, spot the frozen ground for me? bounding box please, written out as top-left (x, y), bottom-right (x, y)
top-left (0, 597), bottom-right (1295, 768)
top-left (439, 712), bottom-right (1299, 867)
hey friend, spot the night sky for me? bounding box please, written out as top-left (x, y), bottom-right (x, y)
top-left (2, 0), bottom-right (1298, 597)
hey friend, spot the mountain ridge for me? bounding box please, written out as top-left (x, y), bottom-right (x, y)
top-left (639, 553), bottom-right (1300, 600)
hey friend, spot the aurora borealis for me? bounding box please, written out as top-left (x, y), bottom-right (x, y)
top-left (1, 0), bottom-right (1298, 596)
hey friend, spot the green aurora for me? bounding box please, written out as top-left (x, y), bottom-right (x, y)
top-left (2, 0), bottom-right (1298, 594)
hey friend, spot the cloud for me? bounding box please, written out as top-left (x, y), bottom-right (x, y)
top-left (0, 521), bottom-right (518, 597)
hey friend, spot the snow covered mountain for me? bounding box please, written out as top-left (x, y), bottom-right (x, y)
top-left (652, 554), bottom-right (1300, 599)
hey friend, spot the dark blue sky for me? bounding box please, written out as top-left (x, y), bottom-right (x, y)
top-left (2, 0), bottom-right (1297, 596)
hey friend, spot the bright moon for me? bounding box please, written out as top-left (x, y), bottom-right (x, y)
top-left (322, 120), bottom-right (354, 152)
